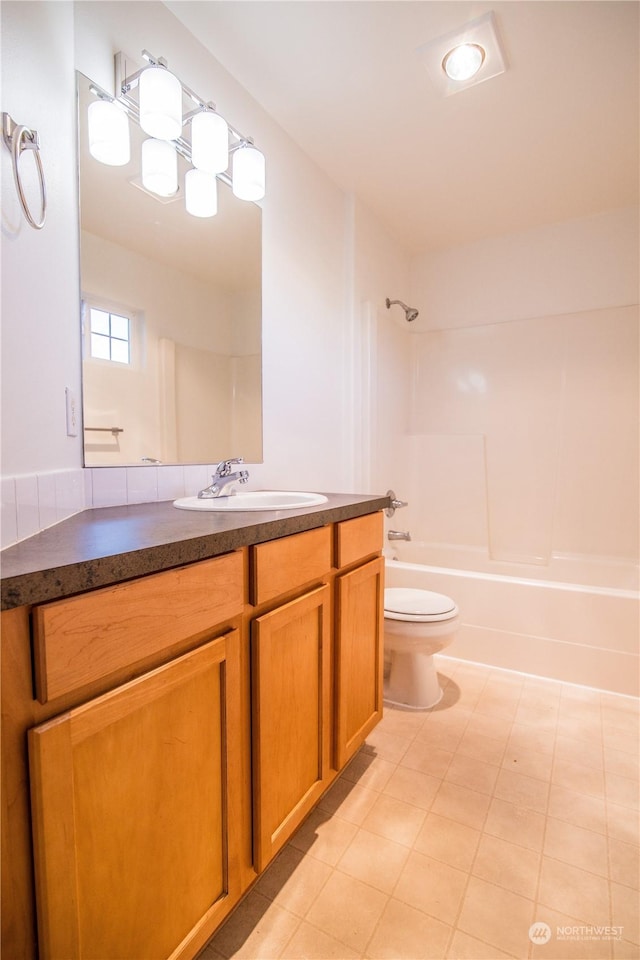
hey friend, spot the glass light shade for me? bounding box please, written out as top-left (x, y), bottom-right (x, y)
top-left (232, 146), bottom-right (265, 201)
top-left (442, 43), bottom-right (485, 81)
top-left (87, 99), bottom-right (130, 166)
top-left (185, 168), bottom-right (218, 218)
top-left (191, 111), bottom-right (229, 174)
top-left (141, 138), bottom-right (178, 196)
top-left (138, 65), bottom-right (183, 140)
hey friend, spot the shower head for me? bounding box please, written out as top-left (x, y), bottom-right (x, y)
top-left (385, 298), bottom-right (419, 322)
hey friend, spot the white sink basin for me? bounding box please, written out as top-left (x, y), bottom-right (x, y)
top-left (173, 491), bottom-right (329, 512)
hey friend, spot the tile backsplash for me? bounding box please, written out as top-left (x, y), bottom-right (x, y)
top-left (0, 465), bottom-right (217, 549)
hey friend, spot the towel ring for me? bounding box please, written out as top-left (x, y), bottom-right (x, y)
top-left (2, 112), bottom-right (47, 230)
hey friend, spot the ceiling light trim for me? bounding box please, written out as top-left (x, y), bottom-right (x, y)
top-left (417, 11), bottom-right (507, 97)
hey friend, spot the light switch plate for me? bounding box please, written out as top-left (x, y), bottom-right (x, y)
top-left (65, 387), bottom-right (78, 437)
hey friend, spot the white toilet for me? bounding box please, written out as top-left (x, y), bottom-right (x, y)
top-left (384, 587), bottom-right (460, 710)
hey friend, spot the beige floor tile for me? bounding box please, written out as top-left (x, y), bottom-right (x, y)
top-left (360, 793), bottom-right (427, 847)
top-left (514, 702), bottom-right (559, 734)
top-left (379, 706), bottom-right (429, 741)
top-left (543, 817), bottom-right (609, 877)
top-left (508, 722), bottom-right (556, 756)
top-left (208, 892), bottom-right (301, 959)
top-left (444, 753), bottom-right (501, 796)
top-left (529, 907), bottom-right (617, 959)
top-left (394, 850), bottom-right (468, 925)
top-left (609, 837), bottom-right (640, 889)
top-left (340, 752), bottom-right (397, 793)
top-left (561, 684), bottom-right (603, 707)
top-left (558, 696), bottom-right (602, 723)
top-left (337, 828), bottom-right (409, 893)
top-left (604, 746), bottom-right (640, 782)
top-left (555, 733), bottom-right (605, 770)
top-left (611, 881), bottom-right (639, 944)
top-left (431, 780), bottom-right (492, 831)
top-left (547, 783), bottom-right (608, 835)
top-left (606, 773), bottom-right (640, 811)
top-left (613, 938), bottom-right (640, 959)
top-left (457, 728), bottom-right (507, 765)
top-left (317, 778), bottom-right (380, 825)
top-left (415, 717), bottom-right (468, 752)
top-left (413, 812), bottom-right (481, 871)
top-left (199, 946), bottom-right (227, 960)
top-left (288, 808), bottom-right (359, 866)
top-left (421, 707), bottom-right (474, 739)
top-left (472, 833), bottom-right (541, 899)
top-left (466, 712), bottom-right (514, 744)
top-left (484, 797), bottom-right (546, 851)
top-left (400, 740), bottom-right (454, 778)
top-left (279, 920), bottom-right (360, 959)
top-left (363, 726), bottom-right (412, 764)
top-left (501, 747), bottom-right (554, 783)
top-left (474, 694), bottom-right (520, 722)
top-left (446, 929), bottom-right (516, 959)
top-left (538, 857), bottom-right (610, 924)
top-left (603, 729), bottom-right (640, 757)
top-left (254, 844), bottom-right (332, 917)
top-left (366, 897), bottom-right (452, 959)
top-left (601, 703), bottom-right (640, 733)
top-left (607, 801), bottom-right (640, 846)
top-left (382, 765), bottom-right (441, 810)
top-left (557, 714), bottom-right (604, 746)
top-left (551, 757), bottom-right (605, 799)
top-left (494, 767), bottom-right (550, 813)
top-left (305, 871), bottom-right (388, 954)
top-left (457, 876), bottom-right (534, 957)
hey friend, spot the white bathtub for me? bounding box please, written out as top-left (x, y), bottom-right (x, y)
top-left (385, 543), bottom-right (640, 697)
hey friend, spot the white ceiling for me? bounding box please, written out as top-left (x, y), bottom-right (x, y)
top-left (167, 0), bottom-right (639, 255)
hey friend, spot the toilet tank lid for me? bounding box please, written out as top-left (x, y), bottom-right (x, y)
top-left (384, 587), bottom-right (457, 619)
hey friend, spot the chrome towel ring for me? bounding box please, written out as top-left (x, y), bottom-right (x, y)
top-left (2, 112), bottom-right (47, 230)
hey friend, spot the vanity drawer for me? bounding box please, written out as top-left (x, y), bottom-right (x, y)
top-left (251, 526), bottom-right (332, 605)
top-left (335, 512), bottom-right (383, 568)
top-left (32, 551), bottom-right (244, 703)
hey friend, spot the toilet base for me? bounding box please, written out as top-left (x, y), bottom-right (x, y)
top-left (384, 649), bottom-right (443, 710)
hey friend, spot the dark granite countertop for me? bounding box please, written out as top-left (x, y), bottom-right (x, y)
top-left (0, 493), bottom-right (389, 610)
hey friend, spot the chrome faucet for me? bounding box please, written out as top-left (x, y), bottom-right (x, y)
top-left (388, 530), bottom-right (411, 541)
top-left (198, 458), bottom-right (250, 499)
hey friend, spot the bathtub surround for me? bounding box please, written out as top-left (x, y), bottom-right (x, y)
top-left (372, 207), bottom-right (639, 698)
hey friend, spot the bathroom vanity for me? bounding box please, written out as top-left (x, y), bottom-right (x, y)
top-left (1, 493), bottom-right (386, 960)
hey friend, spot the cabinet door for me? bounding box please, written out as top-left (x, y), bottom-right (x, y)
top-left (28, 632), bottom-right (242, 960)
top-left (252, 585), bottom-right (331, 872)
top-left (335, 557), bottom-right (384, 769)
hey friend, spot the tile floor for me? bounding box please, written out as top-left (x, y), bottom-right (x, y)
top-left (201, 657), bottom-right (640, 960)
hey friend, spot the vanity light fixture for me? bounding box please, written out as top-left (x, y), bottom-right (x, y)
top-left (87, 50), bottom-right (265, 217)
top-left (417, 11), bottom-right (506, 96)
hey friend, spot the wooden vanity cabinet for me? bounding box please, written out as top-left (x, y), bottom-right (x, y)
top-left (1, 510), bottom-right (385, 960)
top-left (29, 632), bottom-right (242, 960)
top-left (248, 516), bottom-right (384, 872)
top-left (2, 552), bottom-right (247, 960)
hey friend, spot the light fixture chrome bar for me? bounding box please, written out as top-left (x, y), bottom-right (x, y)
top-left (114, 50), bottom-right (255, 149)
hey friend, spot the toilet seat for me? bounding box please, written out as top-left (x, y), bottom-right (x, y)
top-left (384, 587), bottom-right (458, 622)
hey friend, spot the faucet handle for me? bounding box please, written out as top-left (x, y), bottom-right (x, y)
top-left (214, 457), bottom-right (244, 477)
top-left (385, 489), bottom-right (409, 517)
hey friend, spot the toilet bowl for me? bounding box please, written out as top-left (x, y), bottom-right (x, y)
top-left (384, 587), bottom-right (460, 710)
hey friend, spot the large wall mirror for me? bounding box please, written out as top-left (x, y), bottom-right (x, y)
top-left (77, 72), bottom-right (263, 467)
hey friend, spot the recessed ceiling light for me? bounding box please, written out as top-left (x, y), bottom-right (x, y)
top-left (442, 43), bottom-right (486, 82)
top-left (417, 11), bottom-right (507, 97)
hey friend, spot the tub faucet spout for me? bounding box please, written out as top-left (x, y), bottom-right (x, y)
top-left (388, 530), bottom-right (411, 542)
